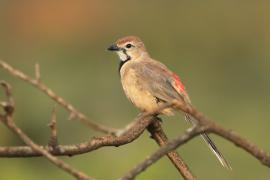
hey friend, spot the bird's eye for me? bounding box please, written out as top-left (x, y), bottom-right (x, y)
top-left (125, 44), bottom-right (132, 48)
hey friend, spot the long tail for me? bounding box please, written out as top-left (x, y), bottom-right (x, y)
top-left (185, 114), bottom-right (231, 169)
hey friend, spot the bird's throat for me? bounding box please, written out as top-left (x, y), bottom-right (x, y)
top-left (118, 49), bottom-right (131, 72)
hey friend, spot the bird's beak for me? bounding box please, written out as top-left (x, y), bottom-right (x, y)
top-left (107, 44), bottom-right (120, 51)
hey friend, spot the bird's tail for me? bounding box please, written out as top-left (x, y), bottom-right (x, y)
top-left (185, 114), bottom-right (231, 169)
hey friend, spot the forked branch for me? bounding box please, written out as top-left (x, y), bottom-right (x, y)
top-left (0, 81), bottom-right (93, 180)
top-left (0, 60), bottom-right (117, 134)
top-left (147, 120), bottom-right (195, 180)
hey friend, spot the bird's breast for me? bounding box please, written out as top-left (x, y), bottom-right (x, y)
top-left (120, 66), bottom-right (173, 115)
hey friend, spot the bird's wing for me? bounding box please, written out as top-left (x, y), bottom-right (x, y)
top-left (134, 60), bottom-right (189, 103)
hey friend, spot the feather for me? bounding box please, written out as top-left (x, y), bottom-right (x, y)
top-left (186, 114), bottom-right (231, 169)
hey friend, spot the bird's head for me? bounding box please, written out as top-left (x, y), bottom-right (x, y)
top-left (107, 36), bottom-right (148, 62)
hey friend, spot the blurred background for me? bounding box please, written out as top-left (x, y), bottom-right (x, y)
top-left (0, 1), bottom-right (270, 179)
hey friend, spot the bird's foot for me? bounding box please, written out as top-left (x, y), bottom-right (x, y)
top-left (154, 116), bottom-right (163, 123)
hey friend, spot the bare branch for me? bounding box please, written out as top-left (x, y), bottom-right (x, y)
top-left (0, 82), bottom-right (94, 180)
top-left (210, 123), bottom-right (270, 167)
top-left (1, 116), bottom-right (94, 180)
top-left (0, 60), bottom-right (117, 134)
top-left (147, 119), bottom-right (195, 180)
top-left (0, 115), bottom-right (155, 157)
top-left (119, 126), bottom-right (200, 180)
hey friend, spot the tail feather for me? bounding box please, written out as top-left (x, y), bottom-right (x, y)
top-left (201, 133), bottom-right (231, 169)
top-left (185, 114), bottom-right (231, 169)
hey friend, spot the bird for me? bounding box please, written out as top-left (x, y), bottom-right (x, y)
top-left (107, 35), bottom-right (231, 169)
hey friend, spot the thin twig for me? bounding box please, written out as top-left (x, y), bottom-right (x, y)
top-left (35, 63), bottom-right (41, 82)
top-left (48, 106), bottom-right (58, 147)
top-left (0, 81), bottom-right (15, 114)
top-left (0, 60), bottom-right (117, 134)
top-left (147, 119), bottom-right (195, 180)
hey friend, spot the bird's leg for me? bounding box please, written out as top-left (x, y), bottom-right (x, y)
top-left (154, 115), bottom-right (163, 123)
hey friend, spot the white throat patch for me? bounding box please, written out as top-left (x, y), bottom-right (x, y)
top-left (117, 51), bottom-right (129, 61)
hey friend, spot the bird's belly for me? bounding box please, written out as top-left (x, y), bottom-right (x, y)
top-left (121, 70), bottom-right (173, 115)
top-left (124, 83), bottom-right (157, 112)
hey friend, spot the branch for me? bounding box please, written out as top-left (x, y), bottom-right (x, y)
top-left (147, 120), bottom-right (195, 180)
top-left (0, 116), bottom-right (94, 180)
top-left (119, 126), bottom-right (201, 180)
top-left (0, 60), bottom-right (117, 134)
top-left (0, 81), bottom-right (93, 180)
top-left (120, 101), bottom-right (270, 179)
top-left (173, 102), bottom-right (270, 167)
top-left (0, 114), bottom-right (155, 157)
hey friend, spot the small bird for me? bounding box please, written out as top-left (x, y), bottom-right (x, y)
top-left (107, 35), bottom-right (231, 169)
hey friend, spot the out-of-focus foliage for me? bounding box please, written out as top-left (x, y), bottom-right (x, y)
top-left (0, 1), bottom-right (270, 179)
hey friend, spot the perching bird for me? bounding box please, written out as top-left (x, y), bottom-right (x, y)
top-left (107, 35), bottom-right (231, 169)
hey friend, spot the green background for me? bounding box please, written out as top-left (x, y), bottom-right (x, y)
top-left (0, 1), bottom-right (270, 179)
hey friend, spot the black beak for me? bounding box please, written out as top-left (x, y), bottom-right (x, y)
top-left (107, 44), bottom-right (120, 51)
